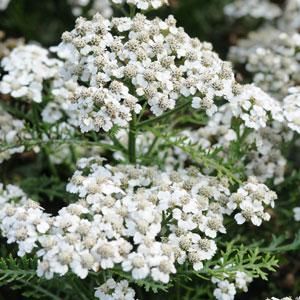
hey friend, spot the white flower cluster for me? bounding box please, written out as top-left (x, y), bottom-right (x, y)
top-left (68, 0), bottom-right (113, 18)
top-left (229, 177), bottom-right (276, 226)
top-left (0, 31), bottom-right (24, 59)
top-left (0, 110), bottom-right (32, 164)
top-left (0, 159), bottom-right (276, 284)
top-left (212, 270), bottom-right (253, 300)
top-left (283, 89), bottom-right (300, 134)
top-left (229, 29), bottom-right (300, 98)
top-left (57, 13), bottom-right (236, 132)
top-left (0, 184), bottom-right (51, 257)
top-left (111, 0), bottom-right (168, 11)
top-left (95, 278), bottom-right (137, 300)
top-left (229, 84), bottom-right (283, 130)
top-left (279, 0), bottom-right (300, 31)
top-left (224, 0), bottom-right (281, 20)
top-left (69, 0), bottom-right (169, 15)
top-left (0, 45), bottom-right (61, 103)
top-left (0, 0), bottom-right (10, 10)
top-left (41, 78), bottom-right (80, 127)
top-left (293, 207), bottom-right (300, 221)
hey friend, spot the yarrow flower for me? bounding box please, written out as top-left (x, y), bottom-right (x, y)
top-left (213, 279), bottom-right (236, 300)
top-left (278, 0), bottom-right (300, 31)
top-left (282, 90), bottom-right (300, 134)
top-left (293, 207), bottom-right (300, 221)
top-left (0, 158), bottom-right (276, 283)
top-left (229, 84), bottom-right (283, 130)
top-left (0, 184), bottom-right (51, 257)
top-left (224, 0), bottom-right (281, 20)
top-left (229, 29), bottom-right (300, 99)
top-left (0, 44), bottom-right (61, 103)
top-left (0, 110), bottom-right (32, 164)
top-left (56, 13), bottom-right (236, 132)
top-left (111, 0), bottom-right (169, 11)
top-left (68, 0), bottom-right (113, 17)
top-left (95, 278), bottom-right (137, 300)
top-left (0, 0), bottom-right (10, 10)
top-left (229, 177), bottom-right (277, 226)
top-left (0, 31), bottom-right (24, 59)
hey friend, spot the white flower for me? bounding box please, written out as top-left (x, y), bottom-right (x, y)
top-left (0, 0), bottom-right (10, 10)
top-left (293, 207), bottom-right (300, 221)
top-left (224, 0), bottom-right (281, 20)
top-left (0, 110), bottom-right (32, 163)
top-left (95, 278), bottom-right (137, 300)
top-left (235, 271), bottom-right (253, 292)
top-left (0, 44), bottom-right (61, 103)
top-left (283, 92), bottom-right (300, 134)
top-left (68, 0), bottom-right (113, 18)
top-left (213, 280), bottom-right (236, 300)
top-left (0, 160), bottom-right (277, 284)
top-left (229, 84), bottom-right (283, 130)
top-left (56, 13), bottom-right (236, 132)
top-left (229, 28), bottom-right (300, 98)
top-left (230, 177), bottom-right (277, 226)
top-left (151, 258), bottom-right (176, 283)
top-left (122, 252), bottom-right (150, 280)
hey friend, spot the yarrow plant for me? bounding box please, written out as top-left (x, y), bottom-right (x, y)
top-left (0, 0), bottom-right (300, 299)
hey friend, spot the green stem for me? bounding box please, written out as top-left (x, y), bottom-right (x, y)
top-left (0, 139), bottom-right (119, 153)
top-left (42, 146), bottom-right (59, 178)
top-left (137, 99), bottom-right (192, 128)
top-left (128, 113), bottom-right (137, 164)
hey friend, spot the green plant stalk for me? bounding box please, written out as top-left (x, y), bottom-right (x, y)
top-left (128, 113), bottom-right (137, 164)
top-left (32, 102), bottom-right (58, 178)
top-left (137, 99), bottom-right (192, 128)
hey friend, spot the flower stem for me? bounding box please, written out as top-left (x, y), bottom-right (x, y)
top-left (128, 113), bottom-right (137, 164)
top-left (137, 99), bottom-right (192, 128)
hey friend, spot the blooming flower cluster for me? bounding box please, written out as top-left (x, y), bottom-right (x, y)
top-left (293, 207), bottom-right (300, 221)
top-left (68, 0), bottom-right (113, 17)
top-left (278, 0), bottom-right (300, 31)
top-left (1, 1), bottom-right (299, 299)
top-left (229, 177), bottom-right (276, 226)
top-left (41, 78), bottom-right (80, 127)
top-left (229, 84), bottom-right (283, 130)
top-left (68, 0), bottom-right (168, 17)
top-left (0, 31), bottom-right (24, 59)
top-left (282, 89), bottom-right (300, 134)
top-left (229, 29), bottom-right (300, 98)
top-left (0, 110), bottom-right (32, 163)
top-left (56, 13), bottom-right (236, 132)
top-left (110, 0), bottom-right (168, 11)
top-left (0, 0), bottom-right (10, 10)
top-left (0, 158), bottom-right (276, 284)
top-left (0, 45), bottom-right (61, 103)
top-left (0, 183), bottom-right (51, 257)
top-left (95, 278), bottom-right (137, 300)
top-left (224, 0), bottom-right (281, 20)
top-left (211, 268), bottom-right (253, 300)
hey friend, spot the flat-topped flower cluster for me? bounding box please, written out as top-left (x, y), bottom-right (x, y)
top-left (0, 157), bottom-right (276, 284)
top-left (0, 110), bottom-right (32, 163)
top-left (0, 45), bottom-right (61, 103)
top-left (56, 13), bottom-right (236, 132)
